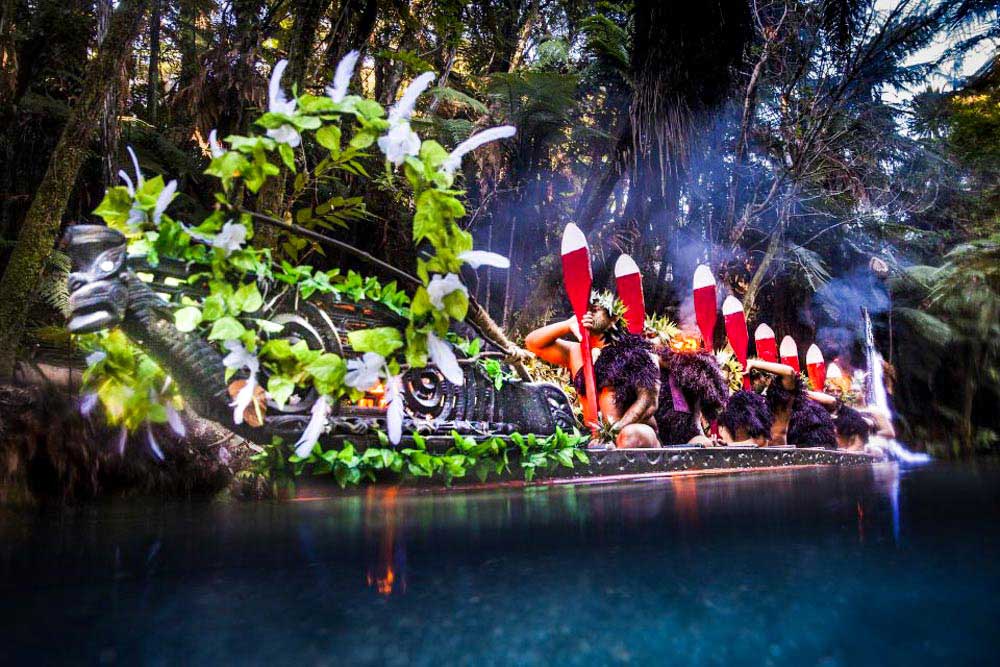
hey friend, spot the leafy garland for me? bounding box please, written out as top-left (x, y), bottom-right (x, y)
top-left (251, 427), bottom-right (590, 488)
top-left (80, 53), bottom-right (517, 460)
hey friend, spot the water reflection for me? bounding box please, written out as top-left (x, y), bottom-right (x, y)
top-left (364, 487), bottom-right (407, 596)
top-left (2, 462), bottom-right (999, 665)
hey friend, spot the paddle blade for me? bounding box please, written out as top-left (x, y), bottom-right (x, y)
top-left (780, 336), bottom-right (800, 373)
top-left (560, 223), bottom-right (592, 317)
top-left (614, 254), bottom-right (645, 334)
top-left (693, 265), bottom-right (717, 350)
top-left (723, 296), bottom-right (750, 389)
top-left (754, 323), bottom-right (778, 363)
top-left (806, 344), bottom-right (826, 390)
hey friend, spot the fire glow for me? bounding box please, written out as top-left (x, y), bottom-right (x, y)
top-left (670, 333), bottom-right (702, 354)
top-left (355, 380), bottom-right (389, 409)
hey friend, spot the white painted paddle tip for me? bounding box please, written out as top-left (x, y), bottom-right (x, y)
top-left (561, 223), bottom-right (587, 254)
top-left (722, 295), bottom-right (743, 316)
top-left (614, 254), bottom-right (640, 277)
top-left (827, 362), bottom-right (842, 379)
top-left (754, 323), bottom-right (775, 340)
top-left (806, 343), bottom-right (823, 364)
top-left (779, 335), bottom-right (798, 357)
top-left (693, 264), bottom-right (715, 289)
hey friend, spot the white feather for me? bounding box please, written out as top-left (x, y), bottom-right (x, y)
top-left (152, 179), bottom-right (177, 225)
top-left (166, 405), bottom-right (186, 438)
top-left (268, 59), bottom-right (296, 115)
top-left (441, 126), bottom-right (516, 173)
top-left (294, 395), bottom-right (332, 458)
top-left (326, 50), bottom-right (360, 103)
top-left (118, 170), bottom-right (135, 197)
top-left (389, 71), bottom-right (436, 122)
top-left (147, 425), bottom-right (165, 461)
top-left (386, 375), bottom-right (405, 445)
top-left (458, 250), bottom-right (510, 269)
top-left (427, 332), bottom-right (463, 386)
top-left (126, 145), bottom-right (144, 188)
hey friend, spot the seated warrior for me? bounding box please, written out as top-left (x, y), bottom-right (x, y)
top-left (717, 390), bottom-right (773, 447)
top-left (653, 336), bottom-right (729, 445)
top-left (747, 358), bottom-right (837, 448)
top-left (805, 391), bottom-right (896, 451)
top-left (525, 291), bottom-right (660, 448)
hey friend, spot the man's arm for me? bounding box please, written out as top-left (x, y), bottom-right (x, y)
top-left (806, 390), bottom-right (837, 410)
top-left (616, 384), bottom-right (659, 429)
top-left (859, 406), bottom-right (896, 439)
top-left (746, 357), bottom-right (797, 390)
top-left (524, 317), bottom-right (579, 369)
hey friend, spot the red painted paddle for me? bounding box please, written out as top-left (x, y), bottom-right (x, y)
top-left (561, 223), bottom-right (599, 430)
top-left (806, 344), bottom-right (826, 391)
top-left (693, 265), bottom-right (717, 351)
top-left (614, 254), bottom-right (645, 334)
top-left (723, 296), bottom-right (751, 389)
top-left (779, 336), bottom-right (801, 373)
top-left (754, 323), bottom-right (778, 363)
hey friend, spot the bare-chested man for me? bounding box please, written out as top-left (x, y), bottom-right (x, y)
top-left (525, 292), bottom-right (660, 448)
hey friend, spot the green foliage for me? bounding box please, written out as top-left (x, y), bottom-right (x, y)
top-left (82, 56), bottom-right (513, 440)
top-left (77, 330), bottom-right (182, 431)
top-left (282, 427), bottom-right (590, 487)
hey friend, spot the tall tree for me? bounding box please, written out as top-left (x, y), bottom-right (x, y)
top-left (0, 0), bottom-right (149, 376)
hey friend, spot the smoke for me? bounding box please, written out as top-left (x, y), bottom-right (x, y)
top-left (811, 265), bottom-right (891, 364)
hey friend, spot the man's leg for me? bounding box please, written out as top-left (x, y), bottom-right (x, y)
top-left (616, 423), bottom-right (659, 448)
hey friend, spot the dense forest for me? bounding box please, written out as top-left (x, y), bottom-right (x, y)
top-left (0, 0), bottom-right (997, 457)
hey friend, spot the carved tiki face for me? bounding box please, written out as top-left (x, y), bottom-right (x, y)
top-left (63, 225), bottom-right (129, 333)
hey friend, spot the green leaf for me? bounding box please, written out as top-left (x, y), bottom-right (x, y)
top-left (354, 99), bottom-right (385, 119)
top-left (233, 282), bottom-right (263, 313)
top-left (305, 353), bottom-right (346, 394)
top-left (261, 339), bottom-right (294, 360)
top-left (174, 306), bottom-right (203, 332)
top-left (443, 289), bottom-right (469, 320)
top-left (316, 125), bottom-right (342, 151)
top-left (278, 143), bottom-right (296, 172)
top-left (208, 316), bottom-right (246, 341)
top-left (267, 375), bottom-right (296, 408)
top-left (347, 327), bottom-right (403, 358)
top-left (92, 187), bottom-right (134, 228)
top-left (290, 340), bottom-right (322, 365)
top-left (201, 294), bottom-right (227, 321)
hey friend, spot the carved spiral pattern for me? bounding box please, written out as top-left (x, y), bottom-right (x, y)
top-left (401, 366), bottom-right (462, 421)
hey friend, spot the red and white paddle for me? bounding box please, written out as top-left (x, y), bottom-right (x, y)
top-left (754, 323), bottom-right (778, 363)
top-left (779, 335), bottom-right (801, 373)
top-left (806, 344), bottom-right (826, 391)
top-left (693, 265), bottom-right (717, 351)
top-left (614, 254), bottom-right (645, 335)
top-left (561, 223), bottom-right (599, 430)
top-left (723, 296), bottom-right (751, 389)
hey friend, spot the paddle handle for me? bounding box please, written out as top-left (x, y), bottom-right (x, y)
top-left (578, 324), bottom-right (599, 432)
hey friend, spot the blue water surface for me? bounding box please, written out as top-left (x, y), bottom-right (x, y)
top-left (1, 460), bottom-right (998, 666)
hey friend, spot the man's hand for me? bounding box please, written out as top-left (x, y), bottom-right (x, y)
top-left (566, 315), bottom-right (583, 341)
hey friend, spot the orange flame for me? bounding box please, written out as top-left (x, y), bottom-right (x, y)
top-left (355, 380), bottom-right (389, 409)
top-left (669, 333), bottom-right (701, 354)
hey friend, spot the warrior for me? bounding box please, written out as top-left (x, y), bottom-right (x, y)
top-left (717, 390), bottom-right (773, 447)
top-left (525, 291), bottom-right (660, 448)
top-left (805, 390), bottom-right (896, 451)
top-left (653, 338), bottom-right (729, 445)
top-left (746, 358), bottom-right (838, 448)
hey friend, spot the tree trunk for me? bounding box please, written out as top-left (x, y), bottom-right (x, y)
top-left (96, 0), bottom-right (120, 186)
top-left (0, 0), bottom-right (148, 377)
top-left (147, 0), bottom-right (160, 124)
top-left (286, 0), bottom-right (328, 88)
top-left (960, 370), bottom-right (976, 454)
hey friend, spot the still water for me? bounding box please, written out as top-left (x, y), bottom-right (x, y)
top-left (1, 461), bottom-right (998, 666)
